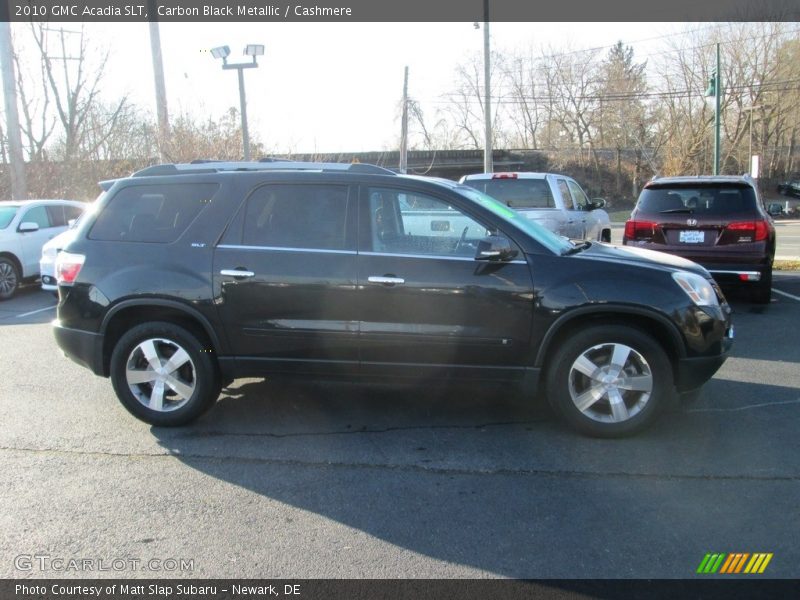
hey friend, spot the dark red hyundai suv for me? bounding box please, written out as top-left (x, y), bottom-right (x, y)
top-left (623, 175), bottom-right (775, 303)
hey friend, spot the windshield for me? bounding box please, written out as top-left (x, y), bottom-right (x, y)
top-left (455, 186), bottom-right (573, 255)
top-left (0, 205), bottom-right (19, 229)
top-left (463, 178), bottom-right (555, 209)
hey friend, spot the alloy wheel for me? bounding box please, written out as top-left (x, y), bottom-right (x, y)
top-left (567, 342), bottom-right (653, 423)
top-left (125, 338), bottom-right (197, 412)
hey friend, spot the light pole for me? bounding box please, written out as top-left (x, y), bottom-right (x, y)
top-left (704, 42), bottom-right (721, 175)
top-left (474, 1), bottom-right (492, 173)
top-left (211, 44), bottom-right (264, 161)
top-left (482, 0), bottom-right (492, 173)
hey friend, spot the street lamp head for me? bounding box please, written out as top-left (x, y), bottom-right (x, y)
top-left (244, 44), bottom-right (265, 57)
top-left (210, 45), bottom-right (231, 60)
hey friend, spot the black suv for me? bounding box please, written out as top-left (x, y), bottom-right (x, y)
top-left (53, 161), bottom-right (733, 437)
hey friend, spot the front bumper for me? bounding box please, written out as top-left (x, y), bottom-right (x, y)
top-left (53, 320), bottom-right (106, 376)
top-left (39, 260), bottom-right (56, 291)
top-left (675, 323), bottom-right (734, 392)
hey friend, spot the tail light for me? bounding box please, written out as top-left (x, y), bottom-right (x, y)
top-left (55, 252), bottom-right (85, 285)
top-left (624, 220), bottom-right (658, 240)
top-left (725, 220), bottom-right (769, 242)
top-left (491, 173), bottom-right (518, 179)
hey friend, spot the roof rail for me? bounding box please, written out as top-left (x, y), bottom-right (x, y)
top-left (131, 160), bottom-right (396, 177)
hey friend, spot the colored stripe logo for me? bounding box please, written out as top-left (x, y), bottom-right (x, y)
top-left (697, 553), bottom-right (773, 574)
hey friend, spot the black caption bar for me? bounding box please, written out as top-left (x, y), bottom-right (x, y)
top-left (3, 579), bottom-right (800, 600)
top-left (2, 0), bottom-right (799, 22)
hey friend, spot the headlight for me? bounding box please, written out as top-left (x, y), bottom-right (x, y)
top-left (672, 272), bottom-right (719, 307)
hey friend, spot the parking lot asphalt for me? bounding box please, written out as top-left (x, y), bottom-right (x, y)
top-left (1, 277), bottom-right (799, 579)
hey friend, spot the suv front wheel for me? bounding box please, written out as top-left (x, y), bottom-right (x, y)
top-left (0, 257), bottom-right (20, 300)
top-left (110, 322), bottom-right (220, 426)
top-left (546, 325), bottom-right (673, 437)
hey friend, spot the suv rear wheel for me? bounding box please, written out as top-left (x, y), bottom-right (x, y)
top-left (546, 325), bottom-right (673, 437)
top-left (751, 266), bottom-right (772, 304)
top-left (110, 322), bottom-right (220, 426)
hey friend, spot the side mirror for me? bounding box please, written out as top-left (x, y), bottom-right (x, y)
top-left (590, 198), bottom-right (606, 209)
top-left (475, 235), bottom-right (518, 262)
top-left (18, 222), bottom-right (39, 233)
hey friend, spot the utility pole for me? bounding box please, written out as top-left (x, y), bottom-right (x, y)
top-left (148, 3), bottom-right (170, 161)
top-left (399, 66), bottom-right (408, 174)
top-left (705, 43), bottom-right (722, 175)
top-left (713, 42), bottom-right (721, 176)
top-left (0, 22), bottom-right (27, 199)
top-left (482, 0), bottom-right (493, 173)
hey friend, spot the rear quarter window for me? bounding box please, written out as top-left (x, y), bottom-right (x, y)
top-left (637, 184), bottom-right (757, 216)
top-left (89, 183), bottom-right (219, 243)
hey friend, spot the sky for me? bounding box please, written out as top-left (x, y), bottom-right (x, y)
top-left (8, 21), bottom-right (700, 154)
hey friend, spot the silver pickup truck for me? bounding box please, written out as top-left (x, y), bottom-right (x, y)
top-left (459, 172), bottom-right (611, 242)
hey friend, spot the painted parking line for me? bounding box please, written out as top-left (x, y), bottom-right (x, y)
top-left (772, 288), bottom-right (800, 302)
top-left (15, 305), bottom-right (58, 318)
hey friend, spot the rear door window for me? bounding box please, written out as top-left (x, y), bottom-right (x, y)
top-left (89, 183), bottom-right (218, 243)
top-left (240, 184), bottom-right (350, 250)
top-left (46, 205), bottom-right (68, 227)
top-left (556, 179), bottom-right (573, 207)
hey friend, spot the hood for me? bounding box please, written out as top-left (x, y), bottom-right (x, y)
top-left (575, 242), bottom-right (711, 278)
top-left (42, 227), bottom-right (78, 252)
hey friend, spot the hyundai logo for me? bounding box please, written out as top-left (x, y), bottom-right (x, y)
top-left (686, 218), bottom-right (698, 226)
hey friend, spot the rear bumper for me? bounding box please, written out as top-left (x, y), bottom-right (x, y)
top-left (53, 321), bottom-right (106, 376)
top-left (703, 262), bottom-right (770, 287)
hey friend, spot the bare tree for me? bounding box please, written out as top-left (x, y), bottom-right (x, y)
top-left (503, 48), bottom-right (541, 149)
top-left (443, 51), bottom-right (510, 150)
top-left (541, 46), bottom-right (602, 170)
top-left (165, 108), bottom-right (264, 163)
top-left (30, 24), bottom-right (128, 163)
top-left (13, 44), bottom-right (55, 161)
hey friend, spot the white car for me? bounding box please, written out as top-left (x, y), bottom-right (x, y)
top-left (40, 215), bottom-right (84, 294)
top-left (459, 172), bottom-right (612, 242)
top-left (0, 199), bottom-right (85, 300)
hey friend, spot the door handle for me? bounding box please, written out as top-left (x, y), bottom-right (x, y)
top-left (220, 269), bottom-right (255, 278)
top-left (368, 276), bottom-right (405, 285)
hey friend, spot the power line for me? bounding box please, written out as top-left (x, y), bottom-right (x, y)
top-left (429, 85), bottom-right (800, 107)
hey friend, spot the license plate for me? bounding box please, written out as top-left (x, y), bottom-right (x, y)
top-left (679, 230), bottom-right (705, 243)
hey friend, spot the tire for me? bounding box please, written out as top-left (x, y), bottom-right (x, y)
top-left (0, 257), bottom-right (20, 301)
top-left (751, 267), bottom-right (772, 304)
top-left (545, 325), bottom-right (673, 438)
top-left (110, 321), bottom-right (220, 426)
top-left (601, 229), bottom-right (611, 243)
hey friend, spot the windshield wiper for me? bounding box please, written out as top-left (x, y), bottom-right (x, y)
top-left (563, 241), bottom-right (592, 255)
top-left (659, 208), bottom-right (694, 213)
